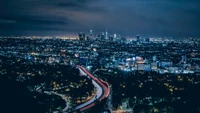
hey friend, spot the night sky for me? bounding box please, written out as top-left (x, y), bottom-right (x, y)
top-left (0, 0), bottom-right (200, 37)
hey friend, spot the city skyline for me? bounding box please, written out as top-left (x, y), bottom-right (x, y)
top-left (0, 0), bottom-right (200, 37)
top-left (0, 1), bottom-right (200, 112)
top-left (0, 36), bottom-right (200, 113)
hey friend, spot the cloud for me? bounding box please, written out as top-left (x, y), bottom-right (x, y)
top-left (0, 19), bottom-right (16, 24)
top-left (0, 0), bottom-right (200, 36)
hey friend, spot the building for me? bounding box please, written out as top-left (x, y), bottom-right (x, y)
top-left (101, 32), bottom-right (105, 40)
top-left (151, 62), bottom-right (158, 70)
top-left (114, 34), bottom-right (117, 38)
top-left (137, 63), bottom-right (145, 70)
top-left (105, 29), bottom-right (108, 40)
top-left (146, 38), bottom-right (150, 42)
top-left (144, 64), bottom-right (151, 71)
top-left (78, 32), bottom-right (85, 41)
top-left (153, 55), bottom-right (157, 62)
top-left (160, 61), bottom-right (172, 67)
top-left (83, 32), bottom-right (86, 39)
top-left (136, 35), bottom-right (140, 43)
top-left (109, 35), bottom-right (113, 41)
top-left (113, 34), bottom-right (117, 41)
top-left (180, 55), bottom-right (187, 64)
top-left (78, 32), bottom-right (83, 40)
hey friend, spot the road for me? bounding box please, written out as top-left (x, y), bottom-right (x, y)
top-left (70, 79), bottom-right (103, 111)
top-left (38, 65), bottom-right (110, 113)
top-left (64, 66), bottom-right (110, 112)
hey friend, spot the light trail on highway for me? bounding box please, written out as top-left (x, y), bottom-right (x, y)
top-left (63, 66), bottom-right (110, 113)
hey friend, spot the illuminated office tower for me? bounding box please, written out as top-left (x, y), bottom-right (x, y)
top-left (78, 32), bottom-right (83, 40)
top-left (146, 38), bottom-right (150, 42)
top-left (90, 30), bottom-right (92, 36)
top-left (105, 29), bottom-right (108, 40)
top-left (78, 32), bottom-right (86, 40)
top-left (114, 34), bottom-right (117, 39)
top-left (137, 35), bottom-right (140, 42)
top-left (83, 32), bottom-right (86, 39)
top-left (101, 32), bottom-right (105, 40)
top-left (109, 35), bottom-right (113, 41)
top-left (113, 34), bottom-right (117, 41)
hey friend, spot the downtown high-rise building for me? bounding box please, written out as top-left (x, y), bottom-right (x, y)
top-left (101, 32), bottom-right (105, 40)
top-left (78, 32), bottom-right (85, 40)
top-left (105, 29), bottom-right (108, 40)
top-left (90, 30), bottom-right (92, 36)
top-left (114, 34), bottom-right (117, 39)
top-left (113, 34), bottom-right (117, 41)
top-left (137, 35), bottom-right (140, 42)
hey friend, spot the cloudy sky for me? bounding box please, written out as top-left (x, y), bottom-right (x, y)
top-left (0, 0), bottom-right (200, 37)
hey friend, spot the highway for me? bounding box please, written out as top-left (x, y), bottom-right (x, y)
top-left (70, 79), bottom-right (103, 111)
top-left (63, 66), bottom-right (110, 112)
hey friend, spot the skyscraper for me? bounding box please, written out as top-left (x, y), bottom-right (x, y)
top-left (136, 35), bottom-right (141, 45)
top-left (97, 33), bottom-right (101, 39)
top-left (114, 34), bottom-right (117, 39)
top-left (105, 29), bottom-right (108, 40)
top-left (146, 38), bottom-right (150, 42)
top-left (137, 35), bottom-right (140, 42)
top-left (101, 32), bottom-right (105, 40)
top-left (83, 32), bottom-right (86, 39)
top-left (113, 34), bottom-right (117, 41)
top-left (78, 32), bottom-right (85, 41)
top-left (109, 35), bottom-right (113, 41)
top-left (90, 30), bottom-right (92, 36)
top-left (78, 32), bottom-right (83, 40)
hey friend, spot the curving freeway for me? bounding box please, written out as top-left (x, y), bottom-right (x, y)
top-left (64, 66), bottom-right (110, 112)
